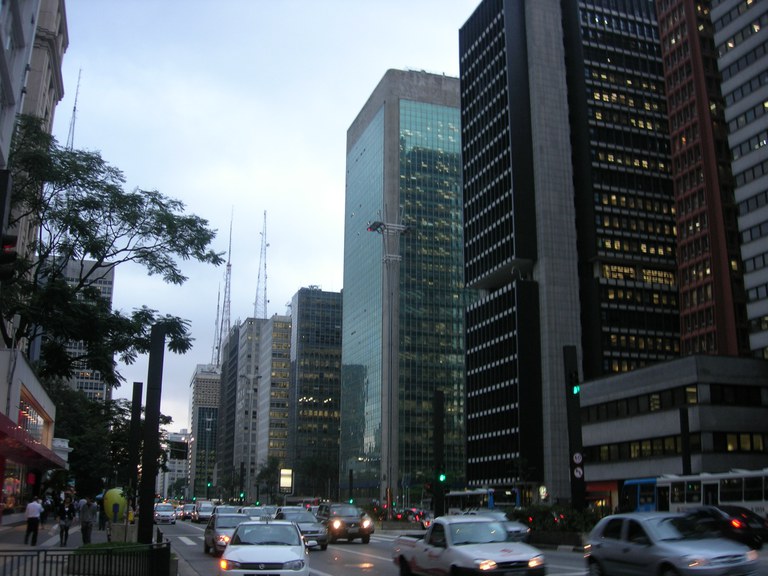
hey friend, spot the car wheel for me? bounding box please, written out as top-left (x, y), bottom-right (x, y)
top-left (361, 535), bottom-right (370, 544)
top-left (320, 544), bottom-right (328, 551)
top-left (660, 567), bottom-right (680, 576)
top-left (588, 560), bottom-right (604, 576)
top-left (399, 557), bottom-right (412, 576)
top-left (328, 534), bottom-right (336, 544)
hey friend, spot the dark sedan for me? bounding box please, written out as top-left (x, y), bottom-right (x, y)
top-left (685, 505), bottom-right (768, 550)
top-left (275, 509), bottom-right (328, 550)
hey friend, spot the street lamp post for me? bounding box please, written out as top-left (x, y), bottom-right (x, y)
top-left (368, 219), bottom-right (406, 520)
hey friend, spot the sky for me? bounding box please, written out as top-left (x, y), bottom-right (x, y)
top-left (51, 0), bottom-right (480, 430)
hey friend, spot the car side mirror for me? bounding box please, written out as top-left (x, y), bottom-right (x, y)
top-left (305, 539), bottom-right (318, 548)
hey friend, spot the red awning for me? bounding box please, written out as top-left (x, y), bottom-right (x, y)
top-left (0, 411), bottom-right (66, 469)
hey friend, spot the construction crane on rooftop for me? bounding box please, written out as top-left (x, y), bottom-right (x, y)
top-left (254, 211), bottom-right (268, 319)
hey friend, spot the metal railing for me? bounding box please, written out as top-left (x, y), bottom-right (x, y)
top-left (0, 542), bottom-right (171, 576)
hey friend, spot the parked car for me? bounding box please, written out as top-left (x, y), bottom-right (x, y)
top-left (685, 505), bottom-right (768, 550)
top-left (153, 503), bottom-right (176, 525)
top-left (213, 505), bottom-right (240, 515)
top-left (218, 520), bottom-right (316, 576)
top-left (315, 502), bottom-right (374, 544)
top-left (463, 509), bottom-right (531, 542)
top-left (585, 512), bottom-right (759, 576)
top-left (203, 512), bottom-right (250, 556)
top-left (275, 509), bottom-right (329, 550)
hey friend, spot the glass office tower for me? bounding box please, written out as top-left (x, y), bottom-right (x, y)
top-left (341, 69), bottom-right (467, 508)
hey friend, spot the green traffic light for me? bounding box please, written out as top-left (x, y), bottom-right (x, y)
top-left (438, 473), bottom-right (446, 482)
top-left (573, 385), bottom-right (581, 395)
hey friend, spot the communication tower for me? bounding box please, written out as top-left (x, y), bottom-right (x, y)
top-left (254, 211), bottom-right (269, 319)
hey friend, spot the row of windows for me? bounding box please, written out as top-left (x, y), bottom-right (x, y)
top-left (712, 0), bottom-right (761, 35)
top-left (584, 47), bottom-right (665, 81)
top-left (597, 191), bottom-right (676, 214)
top-left (679, 234), bottom-right (711, 264)
top-left (727, 97), bottom-right (768, 133)
top-left (603, 331), bottom-right (680, 355)
top-left (732, 128), bottom-right (768, 162)
top-left (747, 281), bottom-right (768, 303)
top-left (720, 39), bottom-right (768, 83)
top-left (735, 156), bottom-right (768, 188)
top-left (741, 216), bottom-right (768, 244)
top-left (681, 282), bottom-right (713, 308)
top-left (593, 149), bottom-right (669, 173)
top-left (598, 214), bottom-right (676, 237)
top-left (605, 286), bottom-right (678, 307)
top-left (743, 249), bottom-right (768, 273)
top-left (598, 235), bottom-right (675, 258)
top-left (724, 68), bottom-right (767, 108)
top-left (681, 306), bottom-right (715, 334)
top-left (716, 11), bottom-right (768, 58)
top-left (581, 9), bottom-right (659, 42)
top-left (583, 385), bottom-right (698, 425)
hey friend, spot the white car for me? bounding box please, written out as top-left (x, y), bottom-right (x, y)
top-left (153, 503), bottom-right (176, 524)
top-left (218, 520), bottom-right (315, 576)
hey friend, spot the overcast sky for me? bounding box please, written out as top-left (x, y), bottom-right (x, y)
top-left (51, 0), bottom-right (479, 430)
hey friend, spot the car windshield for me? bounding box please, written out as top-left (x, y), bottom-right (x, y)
top-left (282, 511), bottom-right (316, 522)
top-left (331, 506), bottom-right (360, 516)
top-left (653, 516), bottom-right (711, 541)
top-left (217, 515), bottom-right (247, 528)
top-left (216, 506), bottom-right (239, 514)
top-left (155, 505), bottom-right (173, 512)
top-left (232, 525), bottom-right (302, 546)
top-left (451, 521), bottom-right (508, 545)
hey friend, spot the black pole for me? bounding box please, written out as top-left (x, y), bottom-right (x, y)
top-left (563, 345), bottom-right (585, 510)
top-left (137, 324), bottom-right (166, 544)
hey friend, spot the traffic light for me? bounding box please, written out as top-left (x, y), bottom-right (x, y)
top-left (192, 496), bottom-right (196, 501)
top-left (239, 492), bottom-right (245, 499)
top-left (569, 370), bottom-right (580, 395)
top-left (438, 473), bottom-right (446, 483)
top-left (207, 482), bottom-right (212, 487)
top-left (348, 498), bottom-right (354, 504)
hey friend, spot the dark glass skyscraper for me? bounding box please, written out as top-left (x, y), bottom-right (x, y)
top-left (460, 0), bottom-right (680, 502)
top-left (289, 286), bottom-right (342, 499)
top-left (341, 69), bottom-right (467, 508)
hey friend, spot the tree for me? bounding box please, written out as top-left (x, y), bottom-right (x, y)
top-left (2, 115), bottom-right (224, 387)
top-left (255, 456), bottom-right (281, 504)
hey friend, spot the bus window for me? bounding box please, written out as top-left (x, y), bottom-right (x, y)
top-left (744, 477), bottom-right (762, 501)
top-left (720, 478), bottom-right (743, 502)
top-left (685, 481), bottom-right (701, 503)
top-left (671, 482), bottom-right (684, 504)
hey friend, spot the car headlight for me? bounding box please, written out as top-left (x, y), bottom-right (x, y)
top-left (283, 559), bottom-right (305, 571)
top-left (216, 535), bottom-right (230, 544)
top-left (332, 519), bottom-right (342, 529)
top-left (475, 559), bottom-right (497, 571)
top-left (219, 559), bottom-right (241, 571)
top-left (684, 556), bottom-right (710, 568)
top-left (746, 550), bottom-right (759, 562)
top-left (528, 555), bottom-right (545, 569)
top-left (362, 518), bottom-right (372, 529)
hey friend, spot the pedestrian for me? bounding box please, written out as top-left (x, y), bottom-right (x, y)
top-left (24, 497), bottom-right (44, 545)
top-left (79, 496), bottom-right (98, 545)
top-left (97, 496), bottom-right (106, 530)
top-left (57, 496), bottom-right (76, 547)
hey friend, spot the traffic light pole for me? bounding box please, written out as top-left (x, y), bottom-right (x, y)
top-left (433, 390), bottom-right (445, 517)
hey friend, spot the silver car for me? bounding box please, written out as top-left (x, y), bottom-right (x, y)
top-left (204, 512), bottom-right (249, 556)
top-left (585, 512), bottom-right (760, 576)
top-left (153, 503), bottom-right (176, 525)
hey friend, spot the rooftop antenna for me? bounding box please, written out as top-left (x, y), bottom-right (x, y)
top-left (66, 69), bottom-right (82, 150)
top-left (254, 210), bottom-right (269, 319)
top-left (211, 284), bottom-right (221, 365)
top-left (217, 212), bottom-right (233, 366)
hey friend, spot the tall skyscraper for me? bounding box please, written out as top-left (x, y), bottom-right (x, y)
top-left (711, 0), bottom-right (768, 357)
top-left (341, 69), bottom-right (467, 508)
top-left (460, 0), bottom-right (680, 502)
top-left (256, 315), bottom-right (292, 469)
top-left (288, 286), bottom-right (342, 499)
top-left (656, 0), bottom-right (749, 356)
top-left (216, 323), bottom-right (240, 499)
top-left (188, 364), bottom-right (220, 499)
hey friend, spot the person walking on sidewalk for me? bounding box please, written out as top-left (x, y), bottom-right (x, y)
top-left (79, 496), bottom-right (98, 545)
top-left (24, 497), bottom-right (43, 545)
top-left (57, 496), bottom-right (76, 547)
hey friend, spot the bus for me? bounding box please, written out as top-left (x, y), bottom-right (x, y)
top-left (444, 489), bottom-right (495, 514)
top-left (620, 469), bottom-right (768, 515)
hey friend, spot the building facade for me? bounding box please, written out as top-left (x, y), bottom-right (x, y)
top-left (288, 287), bottom-right (342, 500)
top-left (341, 69), bottom-right (467, 509)
top-left (255, 315), bottom-right (292, 475)
top-left (711, 0), bottom-right (768, 357)
top-left (188, 364), bottom-right (219, 500)
top-left (156, 429), bottom-right (189, 500)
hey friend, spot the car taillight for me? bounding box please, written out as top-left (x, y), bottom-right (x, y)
top-left (730, 518), bottom-right (745, 529)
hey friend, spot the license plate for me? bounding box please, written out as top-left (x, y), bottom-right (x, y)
top-left (349, 527), bottom-right (359, 534)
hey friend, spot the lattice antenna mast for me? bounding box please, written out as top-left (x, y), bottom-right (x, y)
top-left (211, 285), bottom-right (221, 365)
top-left (66, 69), bottom-right (82, 150)
top-left (254, 211), bottom-right (269, 319)
top-left (217, 214), bottom-right (233, 366)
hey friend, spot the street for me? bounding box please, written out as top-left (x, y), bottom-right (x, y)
top-left (1, 517), bottom-right (767, 576)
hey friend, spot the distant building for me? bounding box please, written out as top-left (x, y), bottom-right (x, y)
top-left (255, 315), bottom-right (292, 476)
top-left (157, 429), bottom-right (189, 500)
top-left (288, 287), bottom-right (342, 500)
top-left (341, 69), bottom-right (467, 507)
top-left (188, 364), bottom-right (219, 499)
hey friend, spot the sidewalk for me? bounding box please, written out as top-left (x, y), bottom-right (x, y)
top-left (0, 512), bottom-right (196, 575)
